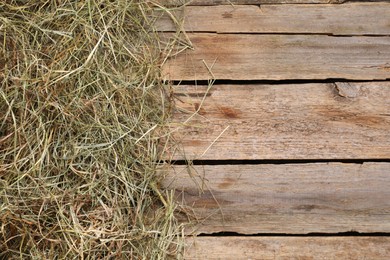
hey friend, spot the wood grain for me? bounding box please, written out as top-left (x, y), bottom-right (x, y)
top-left (162, 34), bottom-right (390, 81)
top-left (157, 0), bottom-right (351, 6)
top-left (157, 3), bottom-right (390, 35)
top-left (170, 82), bottom-right (390, 160)
top-left (162, 163), bottom-right (390, 234)
top-left (185, 237), bottom-right (390, 259)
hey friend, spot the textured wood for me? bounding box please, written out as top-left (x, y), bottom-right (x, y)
top-left (157, 0), bottom-right (351, 6)
top-left (162, 163), bottom-right (390, 234)
top-left (157, 3), bottom-right (390, 35)
top-left (162, 34), bottom-right (390, 81)
top-left (170, 82), bottom-right (390, 160)
top-left (185, 237), bottom-right (390, 259)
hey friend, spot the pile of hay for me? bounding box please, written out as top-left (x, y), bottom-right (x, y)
top-left (1, 0), bottom-right (183, 258)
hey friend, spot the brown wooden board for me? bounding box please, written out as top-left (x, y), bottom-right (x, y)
top-left (170, 82), bottom-right (390, 160)
top-left (157, 0), bottom-right (357, 6)
top-left (162, 34), bottom-right (390, 81)
top-left (185, 237), bottom-right (390, 259)
top-left (156, 3), bottom-right (390, 35)
top-left (162, 163), bottom-right (390, 234)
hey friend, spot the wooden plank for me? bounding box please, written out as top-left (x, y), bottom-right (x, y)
top-left (170, 82), bottom-right (390, 160)
top-left (162, 163), bottom-right (390, 234)
top-left (162, 34), bottom-right (390, 81)
top-left (157, 3), bottom-right (390, 35)
top-left (157, 0), bottom-right (351, 6)
top-left (185, 237), bottom-right (390, 259)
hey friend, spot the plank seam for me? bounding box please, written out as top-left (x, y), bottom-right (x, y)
top-left (196, 231), bottom-right (390, 237)
top-left (170, 79), bottom-right (390, 86)
top-left (159, 30), bottom-right (390, 37)
top-left (179, 0), bottom-right (390, 7)
top-left (169, 159), bottom-right (390, 165)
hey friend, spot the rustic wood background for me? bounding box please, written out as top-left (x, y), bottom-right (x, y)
top-left (158, 1), bottom-right (390, 258)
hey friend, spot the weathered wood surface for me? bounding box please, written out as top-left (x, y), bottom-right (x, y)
top-left (162, 34), bottom-right (390, 81)
top-left (158, 0), bottom-right (356, 6)
top-left (162, 163), bottom-right (390, 234)
top-left (170, 82), bottom-right (390, 160)
top-left (157, 3), bottom-right (390, 35)
top-left (185, 237), bottom-right (390, 259)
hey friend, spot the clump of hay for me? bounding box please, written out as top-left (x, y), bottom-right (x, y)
top-left (0, 0), bottom-right (183, 258)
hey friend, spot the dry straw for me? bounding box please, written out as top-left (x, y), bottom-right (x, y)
top-left (0, 0), bottom-right (185, 258)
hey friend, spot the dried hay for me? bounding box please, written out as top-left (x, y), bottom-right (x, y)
top-left (0, 0), bottom-right (185, 258)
